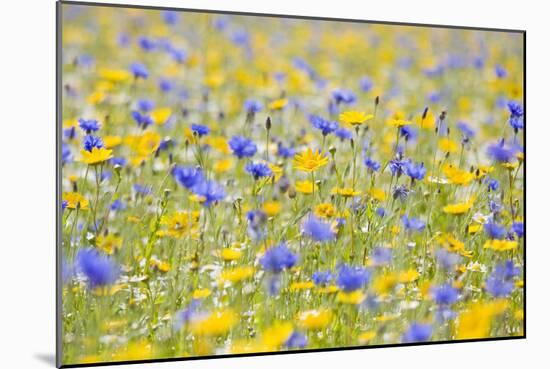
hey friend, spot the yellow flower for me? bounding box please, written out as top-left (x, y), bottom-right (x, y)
top-left (96, 234), bottom-right (122, 255)
top-left (87, 91), bottom-right (105, 105)
top-left (317, 285), bottom-right (339, 294)
top-left (339, 111), bottom-right (373, 126)
top-left (213, 158), bottom-right (233, 173)
top-left (111, 340), bottom-right (153, 361)
top-left (314, 203), bottom-right (336, 218)
top-left (358, 331), bottom-right (377, 344)
top-left (372, 272), bottom-right (398, 295)
top-left (337, 290), bottom-right (365, 304)
top-left (157, 211), bottom-right (200, 238)
top-left (261, 322), bottom-right (294, 348)
top-left (103, 135), bottom-right (122, 149)
top-left (443, 197), bottom-right (475, 214)
top-left (468, 223), bottom-right (483, 234)
top-left (369, 187), bottom-right (386, 202)
top-left (331, 187), bottom-right (361, 197)
top-left (204, 72), bottom-right (225, 89)
top-left (442, 164), bottom-right (475, 185)
top-left (63, 192), bottom-right (89, 210)
top-left (293, 148), bottom-right (329, 172)
top-left (398, 269), bottom-right (420, 283)
top-left (263, 201), bottom-right (282, 216)
top-left (230, 339), bottom-right (271, 354)
top-left (150, 107), bottom-right (172, 125)
top-left (295, 180), bottom-right (317, 194)
top-left (456, 300), bottom-right (508, 339)
top-left (289, 281), bottom-right (315, 291)
top-left (206, 136), bottom-right (230, 154)
top-left (220, 266), bottom-right (255, 283)
top-left (386, 118), bottom-right (411, 128)
top-left (98, 68), bottom-right (131, 83)
top-left (220, 247), bottom-right (242, 261)
top-left (192, 288), bottom-right (212, 299)
top-left (415, 111), bottom-right (436, 129)
top-left (268, 98), bottom-right (288, 110)
top-left (150, 259), bottom-right (171, 273)
top-left (483, 239), bottom-right (518, 251)
top-left (297, 309), bottom-right (332, 330)
top-left (437, 233), bottom-right (465, 253)
top-left (438, 138), bottom-right (459, 153)
top-left (81, 147), bottom-right (113, 165)
top-left (189, 309), bottom-right (237, 336)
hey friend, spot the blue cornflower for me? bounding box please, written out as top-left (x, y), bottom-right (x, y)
top-left (312, 270), bottom-right (333, 286)
top-left (401, 215), bottom-right (425, 232)
top-left (364, 157), bottom-right (381, 172)
top-left (172, 166), bottom-right (204, 189)
top-left (404, 161), bottom-right (426, 181)
top-left (389, 158), bottom-right (406, 176)
top-left (260, 243), bottom-right (298, 273)
top-left (435, 248), bottom-right (460, 270)
top-left (335, 126), bottom-right (353, 140)
top-left (336, 264), bottom-right (370, 292)
top-left (138, 36), bottom-right (157, 51)
top-left (277, 142), bottom-right (296, 158)
top-left (230, 29), bottom-right (251, 47)
top-left (370, 247), bottom-right (392, 266)
top-left (285, 331), bottom-right (308, 349)
top-left (191, 124), bottom-right (210, 137)
top-left (301, 214), bottom-right (336, 243)
top-left (495, 64), bottom-right (507, 79)
top-left (400, 125), bottom-right (418, 141)
top-left (359, 76), bottom-right (373, 92)
top-left (244, 99), bottom-right (263, 113)
top-left (82, 135), bottom-right (104, 152)
top-left (402, 323), bottom-right (432, 343)
top-left (487, 139), bottom-right (517, 163)
top-left (229, 136), bottom-right (257, 158)
top-left (162, 10), bottom-right (179, 25)
top-left (130, 62), bottom-right (149, 79)
top-left (457, 121), bottom-right (476, 138)
top-left (508, 100), bottom-right (524, 118)
top-left (310, 115), bottom-right (338, 136)
top-left (169, 48), bottom-right (188, 63)
top-left (485, 275), bottom-right (514, 297)
top-left (245, 162), bottom-right (273, 179)
top-left (431, 283), bottom-right (459, 305)
top-left (485, 177), bottom-right (499, 192)
top-left (133, 184), bottom-right (152, 195)
top-left (64, 126), bottom-right (76, 140)
top-left (190, 179), bottom-right (225, 206)
top-left (117, 32), bottom-right (130, 47)
top-left (111, 199), bottom-right (126, 211)
top-left (512, 222), bottom-right (524, 238)
top-left (111, 157), bottom-right (127, 167)
top-left (493, 260), bottom-right (521, 280)
top-left (375, 207), bottom-right (385, 218)
top-left (131, 111), bottom-right (153, 129)
top-left (76, 248), bottom-right (120, 288)
top-left (173, 300), bottom-right (201, 331)
top-left (78, 118), bottom-right (100, 133)
top-left (392, 185), bottom-right (409, 202)
top-left (62, 143), bottom-right (72, 164)
top-left (484, 222), bottom-right (506, 239)
top-left (247, 210), bottom-right (267, 241)
top-left (158, 78), bottom-right (174, 93)
top-left (137, 99), bottom-right (155, 112)
top-left (331, 88), bottom-right (356, 105)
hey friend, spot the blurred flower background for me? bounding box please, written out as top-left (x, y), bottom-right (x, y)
top-left (60, 3), bottom-right (524, 365)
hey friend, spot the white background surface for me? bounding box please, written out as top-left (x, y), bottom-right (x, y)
top-left (0, 0), bottom-right (547, 368)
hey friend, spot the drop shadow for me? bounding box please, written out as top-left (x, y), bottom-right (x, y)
top-left (34, 353), bottom-right (56, 366)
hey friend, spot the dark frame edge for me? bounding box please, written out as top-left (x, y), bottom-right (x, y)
top-left (56, 1), bottom-right (63, 368)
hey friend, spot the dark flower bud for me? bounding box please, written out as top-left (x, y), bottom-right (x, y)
top-left (422, 107), bottom-right (429, 120)
top-left (375, 96), bottom-right (380, 106)
top-left (266, 116), bottom-right (272, 131)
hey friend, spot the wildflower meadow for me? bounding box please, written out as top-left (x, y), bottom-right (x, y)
top-left (59, 3), bottom-right (525, 365)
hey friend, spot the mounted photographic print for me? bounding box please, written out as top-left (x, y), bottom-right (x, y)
top-left (57, 1), bottom-right (525, 367)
